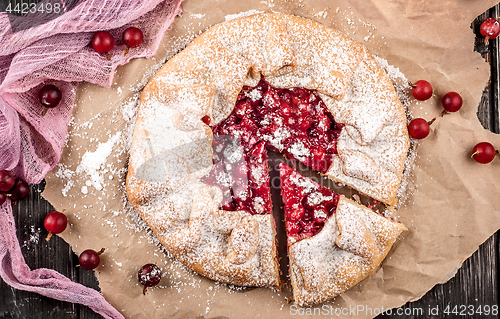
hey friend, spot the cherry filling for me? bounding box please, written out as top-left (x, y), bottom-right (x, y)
top-left (202, 78), bottom-right (342, 217)
top-left (280, 163), bottom-right (339, 240)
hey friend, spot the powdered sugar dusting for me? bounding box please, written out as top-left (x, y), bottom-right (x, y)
top-left (289, 197), bottom-right (406, 306)
top-left (76, 132), bottom-right (121, 191)
top-left (288, 141), bottom-right (309, 161)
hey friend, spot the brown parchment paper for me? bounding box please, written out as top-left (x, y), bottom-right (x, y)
top-left (42, 0), bottom-right (500, 318)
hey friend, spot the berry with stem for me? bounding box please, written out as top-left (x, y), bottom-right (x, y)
top-left (424, 92), bottom-right (464, 125)
top-left (480, 17), bottom-right (500, 45)
top-left (39, 84), bottom-right (62, 116)
top-left (442, 92), bottom-right (463, 113)
top-left (44, 211), bottom-right (68, 241)
top-left (92, 31), bottom-right (114, 60)
top-left (471, 142), bottom-right (498, 164)
top-left (408, 118), bottom-right (430, 139)
top-left (411, 80), bottom-right (433, 101)
top-left (138, 263), bottom-right (162, 295)
top-left (122, 27), bottom-right (143, 55)
top-left (0, 170), bottom-right (16, 192)
top-left (78, 248), bottom-right (105, 270)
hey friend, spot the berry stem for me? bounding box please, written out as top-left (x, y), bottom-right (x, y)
top-left (105, 52), bottom-right (111, 61)
top-left (142, 286), bottom-right (147, 295)
top-left (46, 232), bottom-right (53, 242)
top-left (428, 109), bottom-right (448, 126)
top-left (471, 149), bottom-right (499, 159)
top-left (485, 36), bottom-right (490, 46)
top-left (123, 47), bottom-right (129, 56)
top-left (4, 193), bottom-right (17, 205)
top-left (42, 107), bottom-right (49, 116)
top-left (97, 248), bottom-right (105, 255)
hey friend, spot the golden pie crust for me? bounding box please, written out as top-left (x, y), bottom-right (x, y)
top-left (126, 12), bottom-right (409, 305)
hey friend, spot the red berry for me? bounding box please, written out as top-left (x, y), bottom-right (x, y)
top-left (235, 101), bottom-right (251, 119)
top-left (44, 211), bottom-right (67, 241)
top-left (480, 18), bottom-right (500, 45)
top-left (0, 193), bottom-right (6, 205)
top-left (8, 179), bottom-right (29, 201)
top-left (287, 205), bottom-right (305, 222)
top-left (301, 194), bottom-right (316, 210)
top-left (302, 221), bottom-right (317, 234)
top-left (411, 80), bottom-right (433, 101)
top-left (286, 221), bottom-right (301, 235)
top-left (0, 170), bottom-right (16, 192)
top-left (138, 263), bottom-right (162, 294)
top-left (408, 118), bottom-right (430, 139)
top-left (92, 31), bottom-right (114, 54)
top-left (298, 116), bottom-right (312, 130)
top-left (39, 84), bottom-right (62, 116)
top-left (79, 248), bottom-right (104, 270)
top-left (441, 92), bottom-right (462, 112)
top-left (123, 27), bottom-right (143, 48)
top-left (472, 142), bottom-right (497, 164)
top-left (201, 115), bottom-right (211, 125)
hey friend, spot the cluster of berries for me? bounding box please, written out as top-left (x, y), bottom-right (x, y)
top-left (92, 27), bottom-right (144, 60)
top-left (36, 27), bottom-right (143, 116)
top-left (0, 170), bottom-right (29, 205)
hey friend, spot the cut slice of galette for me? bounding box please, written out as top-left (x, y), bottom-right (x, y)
top-left (280, 163), bottom-right (407, 306)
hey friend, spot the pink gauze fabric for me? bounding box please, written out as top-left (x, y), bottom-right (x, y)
top-left (0, 0), bottom-right (184, 318)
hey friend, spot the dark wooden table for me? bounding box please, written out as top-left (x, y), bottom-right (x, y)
top-left (1, 7), bottom-right (499, 319)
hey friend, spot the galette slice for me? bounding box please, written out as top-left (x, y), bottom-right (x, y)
top-left (280, 163), bottom-right (407, 306)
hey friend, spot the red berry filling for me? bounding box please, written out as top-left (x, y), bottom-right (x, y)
top-left (202, 136), bottom-right (271, 215)
top-left (280, 163), bottom-right (339, 240)
top-left (239, 79), bottom-right (342, 172)
top-left (202, 78), bottom-right (342, 216)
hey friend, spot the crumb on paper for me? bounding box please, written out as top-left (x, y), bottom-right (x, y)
top-left (315, 8), bottom-right (329, 19)
top-left (190, 13), bottom-right (205, 19)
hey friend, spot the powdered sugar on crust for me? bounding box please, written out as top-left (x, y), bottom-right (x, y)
top-left (289, 197), bottom-right (406, 306)
top-left (323, 49), bottom-right (410, 206)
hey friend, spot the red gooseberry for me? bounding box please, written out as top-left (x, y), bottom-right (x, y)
top-left (480, 17), bottom-right (500, 45)
top-left (408, 118), bottom-right (430, 139)
top-left (411, 80), bottom-right (433, 101)
top-left (471, 142), bottom-right (497, 164)
top-left (44, 211), bottom-right (68, 241)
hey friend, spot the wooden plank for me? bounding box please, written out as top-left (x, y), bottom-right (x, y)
top-left (0, 183), bottom-right (102, 319)
top-left (491, 5), bottom-right (500, 133)
top-left (378, 234), bottom-right (498, 318)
